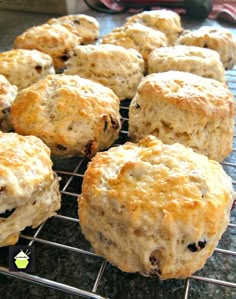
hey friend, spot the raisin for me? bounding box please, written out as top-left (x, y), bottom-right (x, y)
top-left (56, 144), bottom-right (67, 151)
top-left (149, 256), bottom-right (158, 266)
top-left (2, 108), bottom-right (10, 115)
top-left (0, 186), bottom-right (6, 194)
top-left (102, 115), bottom-right (108, 131)
top-left (85, 141), bottom-right (92, 156)
top-left (149, 249), bottom-right (161, 270)
top-left (73, 19), bottom-right (80, 25)
top-left (198, 240), bottom-right (207, 249)
top-left (188, 240), bottom-right (207, 252)
top-left (187, 243), bottom-right (198, 252)
top-left (60, 53), bottom-right (70, 62)
top-left (231, 200), bottom-right (236, 211)
top-left (98, 232), bottom-right (112, 245)
top-left (84, 140), bottom-right (97, 158)
top-left (110, 116), bottom-right (120, 130)
top-left (0, 208), bottom-right (15, 218)
top-left (35, 65), bottom-right (42, 73)
top-left (149, 250), bottom-right (162, 276)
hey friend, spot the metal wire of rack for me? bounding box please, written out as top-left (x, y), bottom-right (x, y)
top-left (0, 68), bottom-right (236, 299)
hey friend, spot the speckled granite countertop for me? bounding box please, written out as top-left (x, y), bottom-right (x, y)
top-left (0, 7), bottom-right (235, 299)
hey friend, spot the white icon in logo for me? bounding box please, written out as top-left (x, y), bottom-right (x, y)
top-left (14, 249), bottom-right (30, 269)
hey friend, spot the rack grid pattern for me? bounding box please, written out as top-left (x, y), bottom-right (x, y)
top-left (0, 68), bottom-right (236, 299)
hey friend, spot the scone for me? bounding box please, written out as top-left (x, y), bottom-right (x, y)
top-left (0, 75), bottom-right (17, 132)
top-left (0, 132), bottom-right (61, 247)
top-left (13, 23), bottom-right (81, 69)
top-left (79, 135), bottom-right (234, 280)
top-left (124, 9), bottom-right (183, 45)
top-left (0, 49), bottom-right (55, 90)
top-left (10, 74), bottom-right (121, 158)
top-left (47, 14), bottom-right (99, 44)
top-left (128, 71), bottom-right (234, 162)
top-left (147, 45), bottom-right (225, 82)
top-left (176, 26), bottom-right (236, 69)
top-left (64, 44), bottom-right (145, 100)
top-left (101, 23), bottom-right (168, 70)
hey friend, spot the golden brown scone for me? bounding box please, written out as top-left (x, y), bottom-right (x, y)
top-left (147, 45), bottom-right (226, 82)
top-left (176, 26), bottom-right (236, 69)
top-left (0, 49), bottom-right (55, 90)
top-left (65, 44), bottom-right (145, 100)
top-left (0, 75), bottom-right (17, 132)
top-left (10, 74), bottom-right (121, 158)
top-left (0, 132), bottom-right (61, 247)
top-left (128, 71), bottom-right (234, 162)
top-left (79, 135), bottom-right (234, 280)
top-left (47, 14), bottom-right (99, 44)
top-left (101, 23), bottom-right (168, 70)
top-left (124, 9), bottom-right (183, 45)
top-left (13, 23), bottom-right (81, 69)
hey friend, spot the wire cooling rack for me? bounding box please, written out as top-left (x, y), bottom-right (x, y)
top-left (0, 68), bottom-right (236, 299)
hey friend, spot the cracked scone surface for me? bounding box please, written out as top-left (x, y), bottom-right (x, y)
top-left (124, 9), bottom-right (183, 45)
top-left (79, 135), bottom-right (234, 280)
top-left (0, 49), bottom-right (55, 90)
top-left (0, 132), bottom-right (61, 247)
top-left (147, 45), bottom-right (225, 82)
top-left (128, 71), bottom-right (234, 162)
top-left (65, 44), bottom-right (144, 100)
top-left (176, 26), bottom-right (236, 69)
top-left (10, 74), bottom-right (121, 158)
top-left (13, 23), bottom-right (81, 69)
top-left (101, 23), bottom-right (168, 68)
top-left (47, 14), bottom-right (99, 44)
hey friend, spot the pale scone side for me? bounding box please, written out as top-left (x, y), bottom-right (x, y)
top-left (79, 136), bottom-right (234, 279)
top-left (147, 45), bottom-right (225, 82)
top-left (128, 71), bottom-right (234, 162)
top-left (65, 44), bottom-right (145, 100)
top-left (0, 49), bottom-right (55, 90)
top-left (0, 132), bottom-right (61, 246)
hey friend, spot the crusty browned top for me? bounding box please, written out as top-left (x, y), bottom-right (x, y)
top-left (136, 71), bottom-right (234, 118)
top-left (80, 135), bottom-right (234, 231)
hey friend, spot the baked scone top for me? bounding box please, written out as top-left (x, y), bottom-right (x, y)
top-left (0, 132), bottom-right (54, 213)
top-left (125, 9), bottom-right (183, 45)
top-left (101, 23), bottom-right (168, 62)
top-left (176, 26), bottom-right (236, 69)
top-left (65, 44), bottom-right (145, 100)
top-left (0, 49), bottom-right (55, 90)
top-left (47, 14), bottom-right (99, 44)
top-left (81, 135), bottom-right (234, 220)
top-left (135, 71), bottom-right (234, 118)
top-left (79, 135), bottom-right (234, 279)
top-left (10, 74), bottom-right (121, 157)
top-left (13, 23), bottom-right (81, 69)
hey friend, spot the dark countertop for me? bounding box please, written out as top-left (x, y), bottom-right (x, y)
top-left (0, 6), bottom-right (236, 299)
